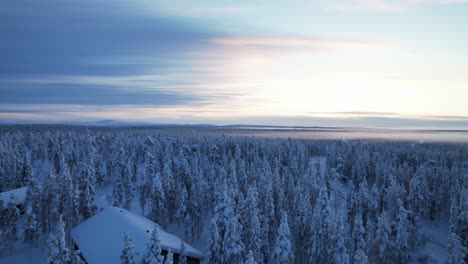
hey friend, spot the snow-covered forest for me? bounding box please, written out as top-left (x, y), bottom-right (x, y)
top-left (0, 125), bottom-right (467, 263)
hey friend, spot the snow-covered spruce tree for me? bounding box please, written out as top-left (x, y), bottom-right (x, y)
top-left (208, 218), bottom-right (221, 263)
top-left (212, 181), bottom-right (236, 262)
top-left (371, 211), bottom-right (393, 263)
top-left (179, 241), bottom-right (187, 264)
top-left (149, 172), bottom-right (167, 228)
top-left (272, 212), bottom-right (293, 264)
top-left (384, 174), bottom-right (406, 218)
top-left (352, 210), bottom-right (368, 264)
top-left (408, 165), bottom-right (430, 218)
top-left (0, 229), bottom-right (5, 252)
top-left (188, 171), bottom-right (203, 241)
top-left (395, 199), bottom-right (412, 263)
top-left (259, 178), bottom-right (275, 262)
top-left (19, 154), bottom-right (33, 187)
top-left (448, 233), bottom-right (467, 264)
top-left (332, 213), bottom-right (350, 264)
top-left (70, 250), bottom-right (85, 264)
top-left (4, 194), bottom-right (20, 255)
top-left (123, 161), bottom-right (135, 210)
top-left (143, 226), bottom-right (164, 264)
top-left (175, 183), bottom-right (191, 240)
top-left (59, 164), bottom-right (80, 245)
top-left (353, 248), bottom-right (369, 264)
top-left (223, 213), bottom-right (245, 264)
top-left (455, 187), bottom-right (468, 251)
top-left (43, 169), bottom-right (60, 236)
top-left (78, 162), bottom-right (97, 220)
top-left (308, 187), bottom-right (332, 263)
top-left (164, 249), bottom-right (174, 264)
top-left (113, 164), bottom-right (124, 208)
top-left (121, 232), bottom-right (138, 264)
top-left (23, 203), bottom-right (40, 247)
top-left (244, 183), bottom-right (261, 260)
top-left (245, 250), bottom-right (257, 264)
top-left (46, 215), bottom-right (70, 264)
top-left (293, 185), bottom-right (312, 264)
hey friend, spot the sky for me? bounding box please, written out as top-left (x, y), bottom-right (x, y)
top-left (1, 0), bottom-right (468, 127)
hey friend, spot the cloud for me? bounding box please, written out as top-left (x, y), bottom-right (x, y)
top-left (209, 36), bottom-right (386, 50)
top-left (0, 82), bottom-right (208, 106)
top-left (321, 0), bottom-right (468, 12)
top-left (0, 0), bottom-right (216, 76)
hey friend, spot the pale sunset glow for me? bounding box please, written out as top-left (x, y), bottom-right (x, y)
top-left (1, 0), bottom-right (467, 126)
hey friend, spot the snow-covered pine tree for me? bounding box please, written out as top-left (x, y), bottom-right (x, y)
top-left (332, 214), bottom-right (350, 264)
top-left (448, 233), bottom-right (467, 264)
top-left (4, 194), bottom-right (19, 255)
top-left (143, 226), bottom-right (164, 264)
top-left (208, 218), bottom-right (221, 263)
top-left (175, 183), bottom-right (191, 240)
top-left (223, 213), bottom-right (245, 264)
top-left (352, 210), bottom-right (368, 263)
top-left (19, 154), bottom-right (33, 187)
top-left (70, 250), bottom-right (85, 264)
top-left (123, 161), bottom-right (135, 210)
top-left (46, 214), bottom-right (70, 264)
top-left (408, 165), bottom-right (430, 218)
top-left (78, 162), bottom-right (97, 219)
top-left (179, 241), bottom-right (187, 264)
top-left (272, 212), bottom-right (293, 264)
top-left (149, 172), bottom-right (167, 227)
top-left (164, 249), bottom-right (174, 264)
top-left (23, 203), bottom-right (40, 247)
top-left (353, 248), bottom-right (369, 264)
top-left (121, 232), bottom-right (138, 264)
top-left (308, 187), bottom-right (332, 263)
top-left (244, 183), bottom-right (261, 260)
top-left (395, 199), bottom-right (412, 263)
top-left (371, 211), bottom-right (392, 263)
top-left (245, 250), bottom-right (257, 264)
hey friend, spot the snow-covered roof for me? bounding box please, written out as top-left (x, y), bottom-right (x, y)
top-left (71, 207), bottom-right (204, 264)
top-left (0, 187), bottom-right (27, 207)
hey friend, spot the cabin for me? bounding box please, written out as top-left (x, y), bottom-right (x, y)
top-left (71, 207), bottom-right (205, 264)
top-left (0, 187), bottom-right (27, 214)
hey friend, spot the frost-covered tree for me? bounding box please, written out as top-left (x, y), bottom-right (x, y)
top-left (308, 187), bottom-right (332, 263)
top-left (332, 213), bottom-right (350, 264)
top-left (395, 200), bottom-right (412, 263)
top-left (179, 241), bottom-right (187, 264)
top-left (245, 250), bottom-right (257, 264)
top-left (353, 248), bottom-right (369, 264)
top-left (121, 232), bottom-right (138, 264)
top-left (244, 184), bottom-right (261, 260)
top-left (149, 172), bottom-right (167, 227)
top-left (208, 218), bottom-right (221, 263)
top-left (408, 166), bottom-right (430, 218)
top-left (448, 233), bottom-right (466, 264)
top-left (371, 212), bottom-right (393, 263)
top-left (223, 213), bottom-right (245, 264)
top-left (175, 184), bottom-right (191, 240)
top-left (272, 212), bottom-right (293, 264)
top-left (143, 226), bottom-right (164, 264)
top-left (46, 215), bottom-right (70, 264)
top-left (352, 210), bottom-right (368, 263)
top-left (78, 162), bottom-right (97, 219)
top-left (70, 250), bottom-right (85, 264)
top-left (164, 249), bottom-right (174, 264)
top-left (4, 194), bottom-right (19, 255)
top-left (23, 203), bottom-right (40, 247)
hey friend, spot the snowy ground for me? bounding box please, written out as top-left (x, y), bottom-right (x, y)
top-left (412, 218), bottom-right (449, 264)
